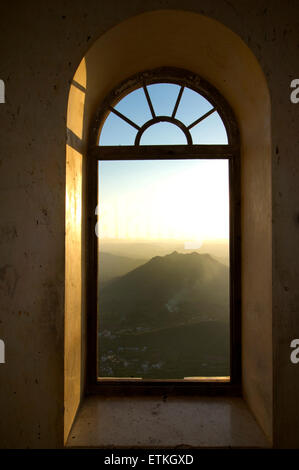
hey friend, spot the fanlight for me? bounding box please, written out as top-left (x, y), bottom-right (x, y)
top-left (99, 82), bottom-right (228, 146)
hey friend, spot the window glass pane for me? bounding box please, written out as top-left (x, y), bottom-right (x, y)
top-left (97, 159), bottom-right (230, 380)
top-left (140, 122), bottom-right (187, 145)
top-left (146, 83), bottom-right (181, 116)
top-left (175, 87), bottom-right (214, 126)
top-left (190, 111), bottom-right (228, 144)
top-left (114, 87), bottom-right (152, 126)
top-left (99, 112), bottom-right (137, 146)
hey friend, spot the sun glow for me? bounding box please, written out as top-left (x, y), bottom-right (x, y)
top-left (98, 159), bottom-right (229, 243)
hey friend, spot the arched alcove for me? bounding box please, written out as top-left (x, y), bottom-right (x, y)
top-left (65, 10), bottom-right (272, 444)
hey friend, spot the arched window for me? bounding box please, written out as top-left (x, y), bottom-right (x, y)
top-left (87, 67), bottom-right (240, 394)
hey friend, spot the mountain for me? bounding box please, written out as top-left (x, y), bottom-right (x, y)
top-left (99, 239), bottom-right (229, 263)
top-left (99, 251), bottom-right (229, 331)
top-left (98, 252), bottom-right (147, 283)
top-left (98, 251), bottom-right (230, 379)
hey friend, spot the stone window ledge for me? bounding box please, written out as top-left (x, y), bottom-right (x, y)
top-left (66, 395), bottom-right (270, 448)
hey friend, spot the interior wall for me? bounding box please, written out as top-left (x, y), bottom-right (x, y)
top-left (65, 10), bottom-right (272, 442)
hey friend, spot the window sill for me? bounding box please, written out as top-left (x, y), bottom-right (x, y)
top-left (66, 395), bottom-right (270, 448)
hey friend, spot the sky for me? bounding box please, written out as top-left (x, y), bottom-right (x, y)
top-left (97, 84), bottom-right (229, 243)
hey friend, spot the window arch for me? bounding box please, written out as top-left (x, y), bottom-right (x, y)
top-left (91, 68), bottom-right (238, 148)
top-left (87, 67), bottom-right (241, 394)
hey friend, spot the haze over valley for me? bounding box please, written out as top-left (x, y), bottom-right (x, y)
top-left (98, 245), bottom-right (230, 379)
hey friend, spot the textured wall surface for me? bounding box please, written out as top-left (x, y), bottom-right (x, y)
top-left (0, 0), bottom-right (298, 448)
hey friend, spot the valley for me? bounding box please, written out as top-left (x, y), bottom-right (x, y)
top-left (97, 246), bottom-right (230, 379)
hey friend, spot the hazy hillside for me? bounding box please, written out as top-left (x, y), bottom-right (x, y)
top-left (98, 251), bottom-right (230, 379)
top-left (98, 251), bottom-right (147, 283)
top-left (99, 251), bottom-right (229, 330)
top-left (99, 239), bottom-right (229, 264)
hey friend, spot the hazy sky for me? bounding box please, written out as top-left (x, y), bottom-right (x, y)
top-left (97, 84), bottom-right (229, 243)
